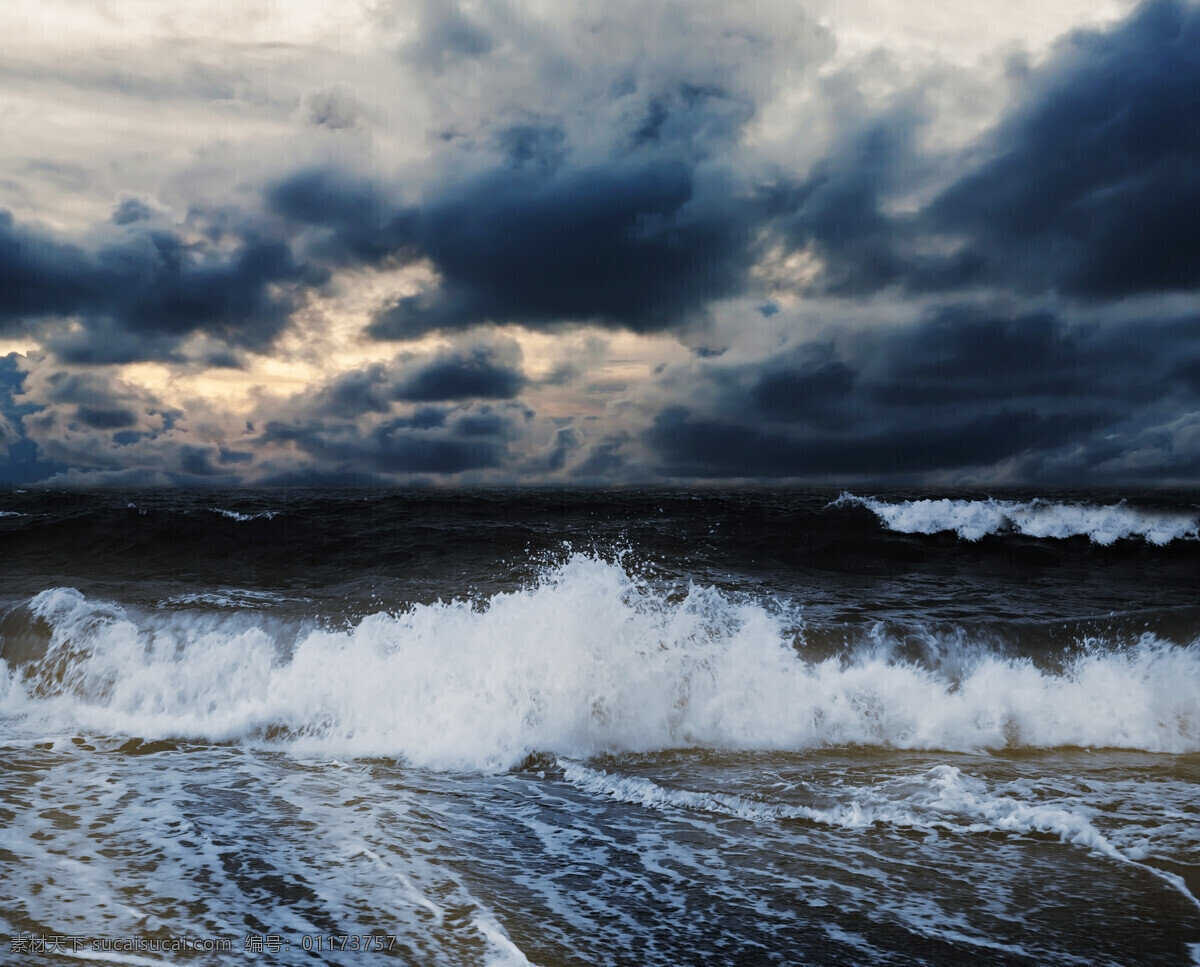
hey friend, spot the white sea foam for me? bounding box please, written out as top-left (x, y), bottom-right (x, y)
top-left (558, 760), bottom-right (1200, 910)
top-left (3, 556), bottom-right (1199, 769)
top-left (558, 760), bottom-right (1117, 848)
top-left (350, 845), bottom-right (445, 923)
top-left (473, 916), bottom-right (538, 967)
top-left (835, 494), bottom-right (1200, 544)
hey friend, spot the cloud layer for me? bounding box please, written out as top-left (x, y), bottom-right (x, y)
top-left (1, 0), bottom-right (1197, 486)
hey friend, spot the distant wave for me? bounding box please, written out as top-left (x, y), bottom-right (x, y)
top-left (3, 555), bottom-right (1197, 770)
top-left (206, 508), bottom-right (279, 522)
top-left (160, 589), bottom-right (307, 609)
top-left (835, 494), bottom-right (1200, 545)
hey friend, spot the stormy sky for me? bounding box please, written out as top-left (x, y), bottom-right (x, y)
top-left (2, 0), bottom-right (1198, 487)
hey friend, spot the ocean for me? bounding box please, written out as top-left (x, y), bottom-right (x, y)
top-left (1, 488), bottom-right (1198, 965)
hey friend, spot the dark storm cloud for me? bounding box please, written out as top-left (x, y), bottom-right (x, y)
top-left (646, 406), bottom-right (1103, 478)
top-left (74, 406), bottom-right (138, 430)
top-left (305, 347), bottom-right (525, 419)
top-left (32, 369), bottom-right (162, 434)
top-left (626, 83), bottom-right (755, 158)
top-left (315, 365), bottom-right (403, 418)
top-left (0, 354), bottom-right (69, 484)
top-left (865, 309), bottom-right (1176, 407)
top-left (397, 348), bottom-right (526, 401)
top-left (274, 0), bottom-right (1194, 342)
top-left (267, 170), bottom-right (413, 267)
top-left (0, 212), bottom-right (94, 324)
top-left (0, 360), bottom-right (240, 486)
top-left (872, 311), bottom-right (1200, 412)
top-left (0, 210), bottom-right (308, 362)
top-left (174, 444), bottom-right (226, 477)
top-left (495, 124), bottom-right (567, 173)
top-left (645, 309), bottom-right (1200, 480)
top-left (772, 0), bottom-right (1200, 301)
top-left (769, 118), bottom-right (924, 296)
top-left (275, 0), bottom-right (1195, 344)
top-left (261, 0), bottom-right (822, 340)
top-left (516, 425), bottom-right (581, 475)
top-left (112, 197), bottom-right (155, 226)
top-left (453, 408), bottom-right (510, 438)
top-left (39, 370), bottom-right (143, 408)
top-left (270, 159), bottom-right (758, 339)
top-left (748, 356), bottom-right (858, 431)
top-left (365, 161), bottom-right (756, 337)
top-left (570, 434), bottom-right (630, 479)
top-left (0, 436), bottom-right (66, 485)
top-left (929, 0), bottom-right (1200, 299)
top-left (253, 347), bottom-right (526, 479)
top-left (272, 0), bottom-right (779, 341)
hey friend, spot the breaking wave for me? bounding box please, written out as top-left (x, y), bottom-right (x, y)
top-left (207, 508), bottom-right (279, 522)
top-left (2, 555), bottom-right (1198, 770)
top-left (836, 494), bottom-right (1200, 545)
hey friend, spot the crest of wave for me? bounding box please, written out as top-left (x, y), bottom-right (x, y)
top-left (3, 554), bottom-right (1198, 769)
top-left (836, 494), bottom-right (1200, 545)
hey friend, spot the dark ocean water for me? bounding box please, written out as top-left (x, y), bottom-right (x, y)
top-left (1, 488), bottom-right (1198, 965)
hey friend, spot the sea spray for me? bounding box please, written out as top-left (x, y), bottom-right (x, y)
top-left (836, 494), bottom-right (1200, 544)
top-left (3, 555), bottom-right (1198, 769)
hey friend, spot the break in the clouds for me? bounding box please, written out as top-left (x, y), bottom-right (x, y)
top-left (1, 0), bottom-right (1198, 486)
